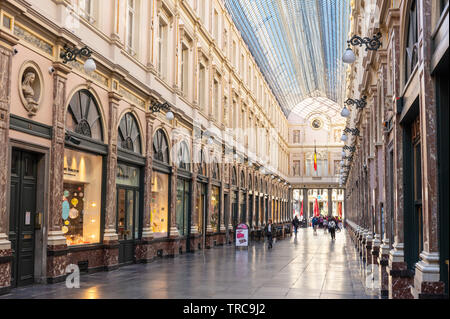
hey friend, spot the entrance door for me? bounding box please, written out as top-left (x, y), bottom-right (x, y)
top-left (232, 191), bottom-right (238, 227)
top-left (9, 149), bottom-right (38, 287)
top-left (117, 187), bottom-right (139, 265)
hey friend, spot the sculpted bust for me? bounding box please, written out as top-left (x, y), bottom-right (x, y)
top-left (22, 71), bottom-right (39, 116)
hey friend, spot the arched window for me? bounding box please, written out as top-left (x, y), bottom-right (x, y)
top-left (248, 174), bottom-right (252, 189)
top-left (153, 129), bottom-right (169, 164)
top-left (212, 159), bottom-right (220, 180)
top-left (405, 0), bottom-right (418, 82)
top-left (177, 141), bottom-right (191, 171)
top-left (240, 171), bottom-right (245, 188)
top-left (231, 167), bottom-right (237, 185)
top-left (197, 150), bottom-right (207, 176)
top-left (66, 89), bottom-right (103, 141)
top-left (118, 112), bottom-right (141, 154)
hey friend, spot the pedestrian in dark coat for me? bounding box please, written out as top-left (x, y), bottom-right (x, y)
top-left (264, 219), bottom-right (275, 249)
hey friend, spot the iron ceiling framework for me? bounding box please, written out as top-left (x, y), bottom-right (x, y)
top-left (224, 0), bottom-right (351, 118)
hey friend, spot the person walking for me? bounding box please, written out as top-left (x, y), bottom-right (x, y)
top-left (292, 216), bottom-right (300, 236)
top-left (323, 217), bottom-right (328, 233)
top-left (328, 217), bottom-right (337, 240)
top-left (312, 216), bottom-right (318, 235)
top-left (265, 219), bottom-right (275, 249)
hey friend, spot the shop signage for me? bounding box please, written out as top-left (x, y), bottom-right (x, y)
top-left (235, 223), bottom-right (249, 248)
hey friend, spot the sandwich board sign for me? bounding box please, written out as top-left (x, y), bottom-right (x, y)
top-left (235, 223), bottom-right (249, 248)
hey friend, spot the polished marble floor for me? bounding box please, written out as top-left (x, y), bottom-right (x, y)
top-left (1, 228), bottom-right (380, 299)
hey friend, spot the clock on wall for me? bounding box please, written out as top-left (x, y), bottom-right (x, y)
top-left (311, 118), bottom-right (323, 129)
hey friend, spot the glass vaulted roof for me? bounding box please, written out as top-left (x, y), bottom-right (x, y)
top-left (224, 0), bottom-right (351, 118)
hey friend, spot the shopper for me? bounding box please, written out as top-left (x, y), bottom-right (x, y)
top-left (292, 216), bottom-right (300, 236)
top-left (312, 216), bottom-right (319, 235)
top-left (328, 217), bottom-right (337, 240)
top-left (265, 219), bottom-right (275, 249)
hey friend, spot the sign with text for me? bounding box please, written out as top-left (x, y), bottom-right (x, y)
top-left (235, 224), bottom-right (249, 247)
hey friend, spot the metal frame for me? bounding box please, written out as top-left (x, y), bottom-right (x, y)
top-left (345, 96), bottom-right (367, 109)
top-left (60, 44), bottom-right (93, 64)
top-left (347, 32), bottom-right (382, 51)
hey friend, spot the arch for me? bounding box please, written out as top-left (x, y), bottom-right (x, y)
top-left (117, 112), bottom-right (142, 154)
top-left (231, 166), bottom-right (237, 186)
top-left (177, 140), bottom-right (191, 171)
top-left (212, 158), bottom-right (220, 180)
top-left (153, 128), bottom-right (170, 164)
top-left (65, 89), bottom-right (104, 142)
top-left (404, 0), bottom-right (419, 84)
top-left (197, 149), bottom-right (207, 176)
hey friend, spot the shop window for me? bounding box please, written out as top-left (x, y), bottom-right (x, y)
top-left (118, 112), bottom-right (141, 154)
top-left (176, 179), bottom-right (190, 236)
top-left (66, 90), bottom-right (103, 141)
top-left (62, 148), bottom-right (102, 246)
top-left (211, 186), bottom-right (220, 232)
top-left (151, 172), bottom-right (169, 237)
top-left (153, 129), bottom-right (169, 163)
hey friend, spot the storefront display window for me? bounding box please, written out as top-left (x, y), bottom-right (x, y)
top-left (151, 172), bottom-right (169, 237)
top-left (62, 148), bottom-right (102, 246)
top-left (196, 182), bottom-right (205, 234)
top-left (176, 179), bottom-right (190, 236)
top-left (211, 186), bottom-right (220, 232)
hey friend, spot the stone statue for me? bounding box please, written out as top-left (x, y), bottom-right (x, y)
top-left (22, 71), bottom-right (39, 116)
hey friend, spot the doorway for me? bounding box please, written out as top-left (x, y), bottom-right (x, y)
top-left (9, 149), bottom-right (38, 287)
top-left (116, 187), bottom-right (139, 265)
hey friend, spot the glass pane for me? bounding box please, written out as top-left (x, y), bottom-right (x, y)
top-left (176, 179), bottom-right (184, 236)
top-left (117, 189), bottom-right (126, 240)
top-left (197, 182), bottom-right (204, 234)
top-left (117, 163), bottom-right (140, 187)
top-left (151, 172), bottom-right (168, 237)
top-left (127, 190), bottom-right (134, 240)
top-left (211, 186), bottom-right (220, 232)
top-left (134, 191), bottom-right (140, 238)
top-left (184, 181), bottom-right (190, 236)
top-left (63, 148), bottom-right (102, 246)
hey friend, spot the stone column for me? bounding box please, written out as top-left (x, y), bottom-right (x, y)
top-left (327, 188), bottom-right (332, 217)
top-left (411, 0), bottom-right (446, 299)
top-left (0, 29), bottom-right (18, 294)
top-left (303, 188), bottom-right (309, 222)
top-left (219, 160), bottom-right (226, 233)
top-left (136, 112), bottom-right (155, 262)
top-left (102, 92), bottom-right (121, 270)
top-left (169, 138), bottom-right (179, 238)
top-left (46, 61), bottom-right (71, 283)
top-left (142, 113), bottom-right (155, 241)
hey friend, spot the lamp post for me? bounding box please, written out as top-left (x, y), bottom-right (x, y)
top-left (344, 127), bottom-right (360, 136)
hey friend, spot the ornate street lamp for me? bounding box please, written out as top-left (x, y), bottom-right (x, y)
top-left (344, 127), bottom-right (360, 136)
top-left (150, 100), bottom-right (174, 120)
top-left (60, 44), bottom-right (96, 73)
top-left (342, 32), bottom-right (382, 64)
top-left (345, 96), bottom-right (367, 109)
top-left (343, 145), bottom-right (356, 152)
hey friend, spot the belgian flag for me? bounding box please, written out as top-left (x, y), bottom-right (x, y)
top-left (313, 144), bottom-right (317, 171)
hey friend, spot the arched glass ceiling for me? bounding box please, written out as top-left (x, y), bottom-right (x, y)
top-left (287, 97), bottom-right (347, 124)
top-left (224, 0), bottom-right (351, 118)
